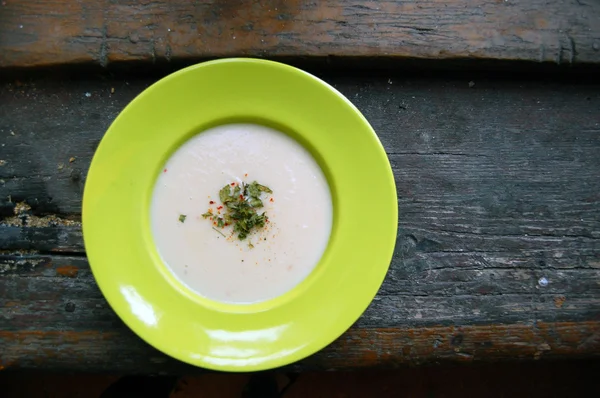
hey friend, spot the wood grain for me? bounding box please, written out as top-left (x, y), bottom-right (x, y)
top-left (1, 0), bottom-right (600, 69)
top-left (1, 253), bottom-right (598, 329)
top-left (1, 323), bottom-right (599, 372)
top-left (0, 74), bottom-right (599, 371)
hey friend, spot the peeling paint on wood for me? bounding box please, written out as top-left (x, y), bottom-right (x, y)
top-left (55, 265), bottom-right (78, 278)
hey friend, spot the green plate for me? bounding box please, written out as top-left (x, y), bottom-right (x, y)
top-left (83, 58), bottom-right (397, 371)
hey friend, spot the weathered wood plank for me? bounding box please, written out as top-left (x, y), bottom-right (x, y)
top-left (1, 76), bottom-right (599, 217)
top-left (1, 251), bottom-right (599, 370)
top-left (1, 74), bottom-right (599, 370)
top-left (1, 322), bottom-right (599, 372)
top-left (1, 254), bottom-right (598, 329)
top-left (1, 76), bottom-right (598, 255)
top-left (1, 0), bottom-right (600, 69)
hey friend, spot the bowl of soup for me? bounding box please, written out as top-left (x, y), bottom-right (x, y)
top-left (83, 58), bottom-right (397, 371)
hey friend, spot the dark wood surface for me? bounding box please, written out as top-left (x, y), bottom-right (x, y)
top-left (2, 362), bottom-right (600, 397)
top-left (0, 74), bottom-right (599, 372)
top-left (1, 361), bottom-right (600, 397)
top-left (1, 0), bottom-right (600, 69)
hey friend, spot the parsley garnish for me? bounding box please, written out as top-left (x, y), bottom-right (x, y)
top-left (204, 181), bottom-right (272, 241)
top-left (178, 214), bottom-right (187, 223)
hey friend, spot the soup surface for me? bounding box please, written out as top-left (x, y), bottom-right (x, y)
top-left (150, 124), bottom-right (332, 303)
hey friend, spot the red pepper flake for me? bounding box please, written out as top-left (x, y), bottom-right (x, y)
top-left (244, 173), bottom-right (248, 177)
top-left (230, 182), bottom-right (236, 186)
top-left (217, 206), bottom-right (223, 210)
top-left (209, 201), bottom-right (215, 205)
top-left (163, 168), bottom-right (167, 173)
top-left (239, 194), bottom-right (244, 200)
top-left (213, 221), bottom-right (217, 225)
top-left (269, 198), bottom-right (274, 202)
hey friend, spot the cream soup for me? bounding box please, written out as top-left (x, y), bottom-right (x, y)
top-left (150, 124), bottom-right (332, 303)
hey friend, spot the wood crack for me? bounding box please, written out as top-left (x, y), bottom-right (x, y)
top-left (388, 152), bottom-right (491, 158)
top-left (401, 226), bottom-right (600, 241)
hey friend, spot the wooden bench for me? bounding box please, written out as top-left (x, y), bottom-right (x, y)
top-left (0, 0), bottom-right (599, 373)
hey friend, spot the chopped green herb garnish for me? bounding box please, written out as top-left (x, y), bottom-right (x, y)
top-left (203, 181), bottom-right (272, 242)
top-left (219, 185), bottom-right (233, 204)
top-left (212, 227), bottom-right (226, 237)
top-left (178, 214), bottom-right (187, 223)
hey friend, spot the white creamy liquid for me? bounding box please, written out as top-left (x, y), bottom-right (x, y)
top-left (150, 124), bottom-right (332, 304)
